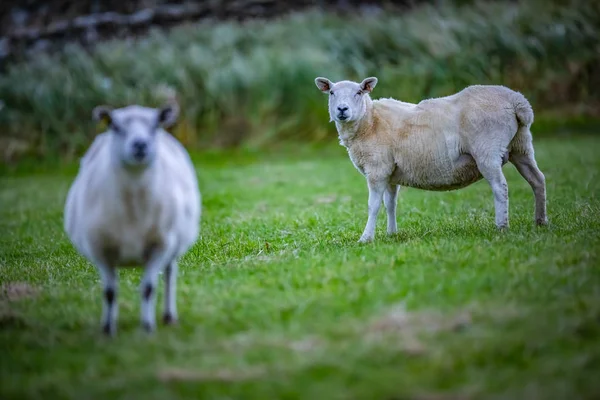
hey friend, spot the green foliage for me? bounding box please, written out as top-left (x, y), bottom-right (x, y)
top-left (1, 136), bottom-right (600, 398)
top-left (0, 0), bottom-right (599, 159)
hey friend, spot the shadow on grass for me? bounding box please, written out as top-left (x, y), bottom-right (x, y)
top-left (349, 221), bottom-right (548, 247)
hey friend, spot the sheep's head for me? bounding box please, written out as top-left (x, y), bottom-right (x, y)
top-left (315, 77), bottom-right (377, 124)
top-left (92, 102), bottom-right (179, 168)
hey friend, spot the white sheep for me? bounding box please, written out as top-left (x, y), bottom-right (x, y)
top-left (315, 77), bottom-right (547, 242)
top-left (63, 101), bottom-right (201, 335)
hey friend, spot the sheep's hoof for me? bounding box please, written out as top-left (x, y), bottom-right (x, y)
top-left (142, 321), bottom-right (155, 333)
top-left (162, 313), bottom-right (178, 326)
top-left (536, 218), bottom-right (549, 226)
top-left (102, 322), bottom-right (115, 337)
top-left (358, 236), bottom-right (373, 243)
top-left (497, 224), bottom-right (509, 232)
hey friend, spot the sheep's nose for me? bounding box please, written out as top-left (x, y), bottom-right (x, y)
top-left (133, 140), bottom-right (147, 152)
top-left (337, 106), bottom-right (349, 113)
top-left (132, 140), bottom-right (148, 159)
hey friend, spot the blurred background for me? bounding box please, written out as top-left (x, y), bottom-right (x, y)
top-left (0, 0), bottom-right (598, 164)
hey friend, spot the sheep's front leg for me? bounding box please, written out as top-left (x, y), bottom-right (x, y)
top-left (384, 184), bottom-right (399, 235)
top-left (359, 178), bottom-right (386, 243)
top-left (97, 264), bottom-right (118, 336)
top-left (162, 260), bottom-right (178, 325)
top-left (140, 242), bottom-right (175, 332)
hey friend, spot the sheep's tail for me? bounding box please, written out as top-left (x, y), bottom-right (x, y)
top-left (509, 91), bottom-right (535, 155)
top-left (512, 91), bottom-right (534, 128)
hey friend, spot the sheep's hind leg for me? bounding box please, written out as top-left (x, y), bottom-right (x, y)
top-left (140, 242), bottom-right (175, 332)
top-left (97, 264), bottom-right (118, 336)
top-left (475, 159), bottom-right (509, 230)
top-left (510, 152), bottom-right (547, 226)
top-left (383, 184), bottom-right (399, 235)
top-left (162, 260), bottom-right (178, 325)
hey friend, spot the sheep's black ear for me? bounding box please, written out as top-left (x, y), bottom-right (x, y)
top-left (315, 77), bottom-right (333, 93)
top-left (92, 105), bottom-right (113, 124)
top-left (158, 101), bottom-right (179, 129)
top-left (360, 77), bottom-right (378, 93)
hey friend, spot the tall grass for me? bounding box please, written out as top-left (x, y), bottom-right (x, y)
top-left (0, 0), bottom-right (598, 161)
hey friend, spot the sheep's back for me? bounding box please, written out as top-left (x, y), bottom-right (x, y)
top-left (456, 85), bottom-right (521, 126)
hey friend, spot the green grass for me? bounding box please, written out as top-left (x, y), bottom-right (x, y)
top-left (1, 0), bottom-right (599, 161)
top-left (1, 134), bottom-right (600, 399)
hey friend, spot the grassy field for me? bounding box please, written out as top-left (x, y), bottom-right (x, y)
top-left (1, 134), bottom-right (600, 399)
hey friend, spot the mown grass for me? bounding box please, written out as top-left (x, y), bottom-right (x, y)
top-left (1, 0), bottom-right (599, 161)
top-left (1, 134), bottom-right (599, 399)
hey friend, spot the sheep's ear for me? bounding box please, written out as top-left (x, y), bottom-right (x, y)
top-left (360, 77), bottom-right (378, 93)
top-left (158, 101), bottom-right (179, 128)
top-left (92, 105), bottom-right (113, 124)
top-left (315, 77), bottom-right (333, 93)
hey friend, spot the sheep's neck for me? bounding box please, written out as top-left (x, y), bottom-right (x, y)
top-left (335, 98), bottom-right (374, 148)
top-left (110, 155), bottom-right (157, 190)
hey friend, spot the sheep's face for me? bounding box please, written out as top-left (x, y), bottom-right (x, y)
top-left (315, 77), bottom-right (378, 124)
top-left (92, 103), bottom-right (179, 168)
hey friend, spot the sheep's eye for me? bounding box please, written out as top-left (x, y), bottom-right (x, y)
top-left (111, 123), bottom-right (123, 135)
top-left (356, 91), bottom-right (362, 96)
top-left (329, 91), bottom-right (334, 95)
